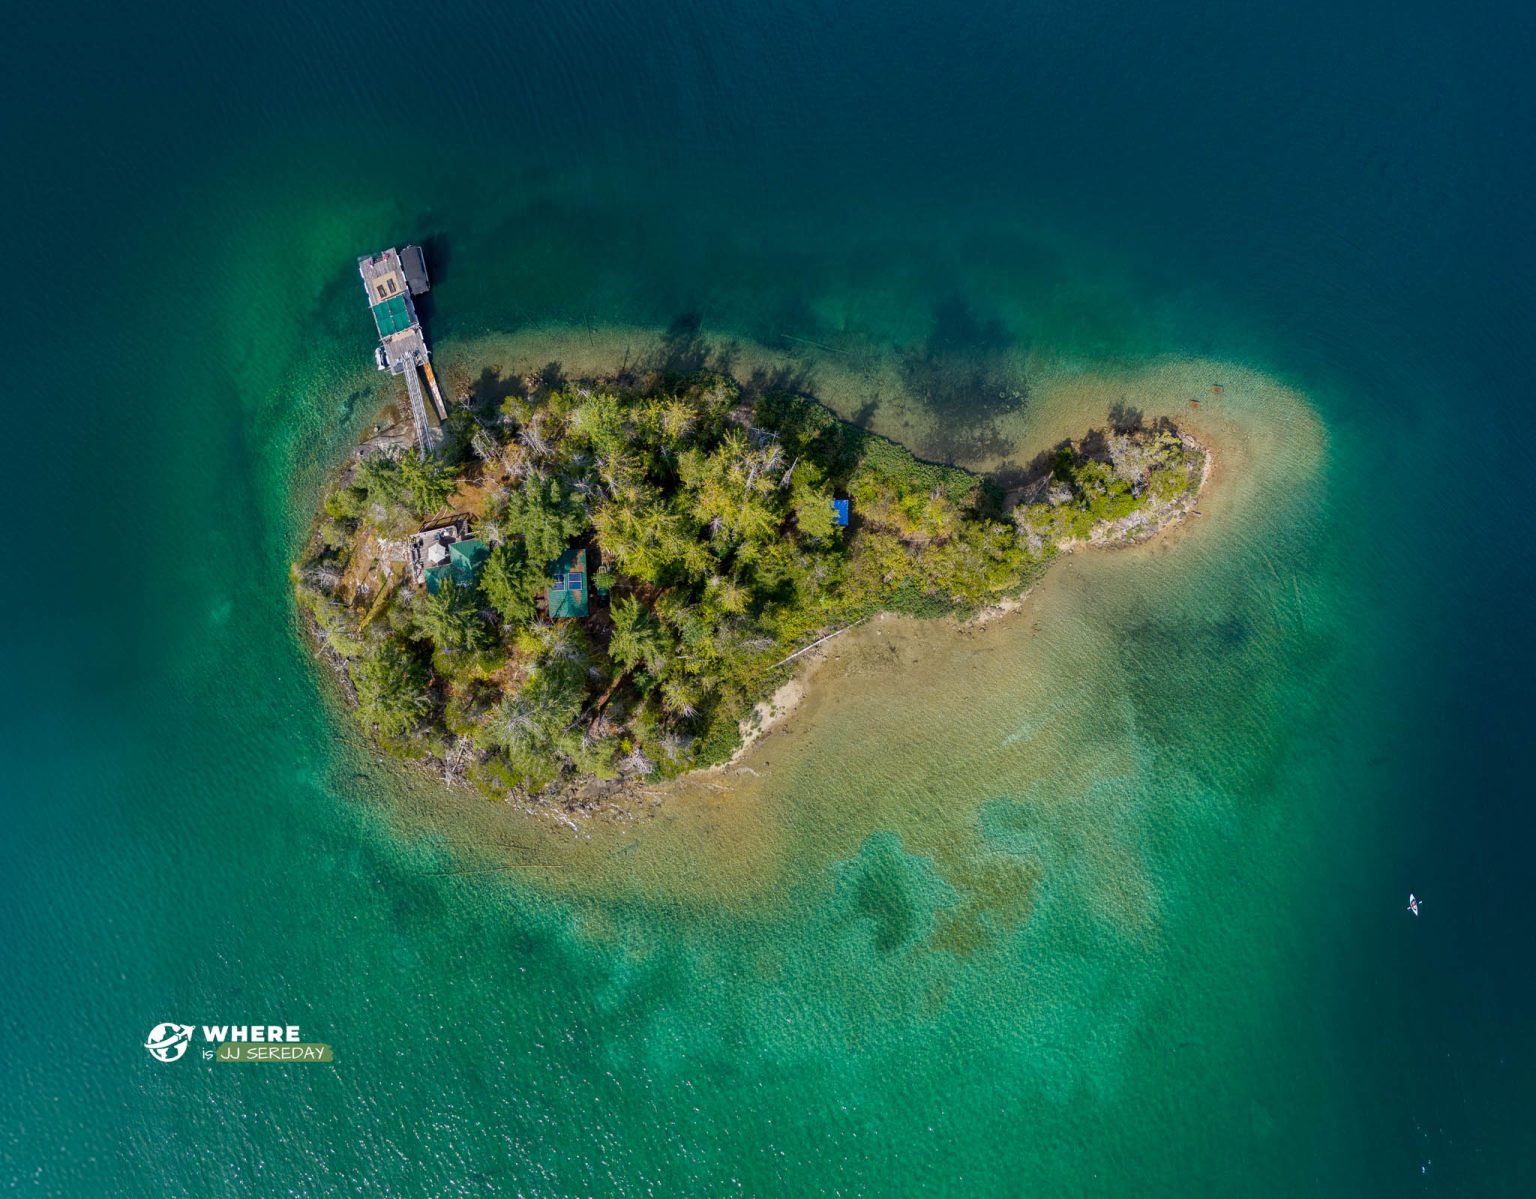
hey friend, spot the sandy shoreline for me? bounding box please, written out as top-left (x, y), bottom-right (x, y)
top-left (717, 434), bottom-right (1213, 766)
top-left (719, 676), bottom-right (810, 771)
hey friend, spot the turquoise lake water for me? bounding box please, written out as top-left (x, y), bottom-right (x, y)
top-left (3, 0), bottom-right (1533, 1194)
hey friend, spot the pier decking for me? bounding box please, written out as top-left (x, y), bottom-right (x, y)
top-left (358, 246), bottom-right (447, 452)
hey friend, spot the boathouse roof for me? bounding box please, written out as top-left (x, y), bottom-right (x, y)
top-left (400, 244), bottom-right (430, 295)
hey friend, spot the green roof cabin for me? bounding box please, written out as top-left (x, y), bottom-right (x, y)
top-left (546, 547), bottom-right (589, 619)
top-left (424, 538), bottom-right (488, 595)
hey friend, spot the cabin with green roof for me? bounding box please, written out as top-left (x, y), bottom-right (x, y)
top-left (546, 547), bottom-right (589, 619)
top-left (424, 538), bottom-right (488, 595)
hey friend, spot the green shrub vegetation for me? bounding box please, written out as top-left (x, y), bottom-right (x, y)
top-left (295, 370), bottom-right (1203, 804)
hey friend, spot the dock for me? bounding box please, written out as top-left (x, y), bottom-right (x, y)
top-left (358, 245), bottom-right (449, 452)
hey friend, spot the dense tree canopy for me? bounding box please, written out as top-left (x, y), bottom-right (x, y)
top-left (295, 369), bottom-right (1203, 803)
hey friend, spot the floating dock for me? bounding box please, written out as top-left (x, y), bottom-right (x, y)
top-left (358, 245), bottom-right (448, 452)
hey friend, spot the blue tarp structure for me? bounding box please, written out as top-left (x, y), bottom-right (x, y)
top-left (832, 499), bottom-right (850, 527)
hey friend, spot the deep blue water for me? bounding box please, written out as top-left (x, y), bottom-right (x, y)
top-left (3, 0), bottom-right (1534, 1194)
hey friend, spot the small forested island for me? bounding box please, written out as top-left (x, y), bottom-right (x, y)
top-left (295, 366), bottom-right (1205, 809)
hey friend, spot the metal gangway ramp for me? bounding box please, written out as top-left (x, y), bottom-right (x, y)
top-left (401, 361), bottom-right (438, 452)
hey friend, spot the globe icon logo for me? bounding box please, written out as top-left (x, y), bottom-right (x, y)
top-left (144, 1023), bottom-right (194, 1063)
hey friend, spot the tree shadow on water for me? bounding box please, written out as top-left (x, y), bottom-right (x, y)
top-left (927, 295), bottom-right (1010, 357)
top-left (850, 399), bottom-right (881, 430)
top-left (628, 312), bottom-right (748, 386)
top-left (1108, 401), bottom-right (1144, 433)
top-left (466, 367), bottom-right (521, 418)
top-left (641, 313), bottom-right (722, 379)
top-left (899, 296), bottom-right (1028, 462)
top-left (741, 361), bottom-right (816, 404)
